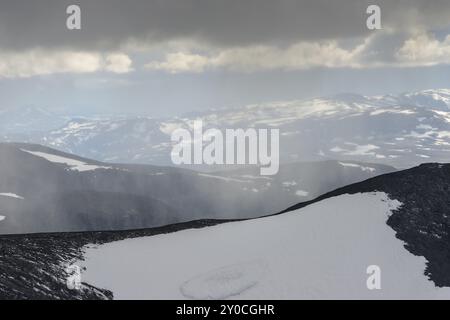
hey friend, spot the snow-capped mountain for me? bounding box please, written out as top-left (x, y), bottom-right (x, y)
top-left (9, 89), bottom-right (450, 169)
top-left (1, 162), bottom-right (448, 299)
top-left (40, 117), bottom-right (170, 163)
top-left (0, 143), bottom-right (392, 234)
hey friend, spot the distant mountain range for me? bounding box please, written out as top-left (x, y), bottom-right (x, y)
top-left (2, 89), bottom-right (450, 169)
top-left (0, 143), bottom-right (393, 234)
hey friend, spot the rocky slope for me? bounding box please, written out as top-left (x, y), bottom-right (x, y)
top-left (0, 162), bottom-right (449, 299)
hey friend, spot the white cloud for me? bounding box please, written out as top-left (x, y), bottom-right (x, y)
top-left (146, 52), bottom-right (210, 73)
top-left (105, 53), bottom-right (133, 73)
top-left (214, 42), bottom-right (365, 71)
top-left (396, 32), bottom-right (450, 66)
top-left (145, 40), bottom-right (367, 73)
top-left (144, 30), bottom-right (450, 73)
top-left (0, 50), bottom-right (133, 78)
top-left (3, 31), bottom-right (450, 77)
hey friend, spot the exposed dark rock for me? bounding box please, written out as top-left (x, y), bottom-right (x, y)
top-left (281, 163), bottom-right (450, 287)
top-left (0, 219), bottom-right (226, 300)
top-left (1, 157), bottom-right (448, 298)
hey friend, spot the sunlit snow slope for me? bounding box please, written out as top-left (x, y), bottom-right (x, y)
top-left (79, 192), bottom-right (450, 299)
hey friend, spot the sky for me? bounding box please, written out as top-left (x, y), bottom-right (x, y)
top-left (1, 0), bottom-right (450, 117)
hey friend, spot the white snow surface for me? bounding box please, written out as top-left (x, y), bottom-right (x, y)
top-left (78, 192), bottom-right (450, 299)
top-left (339, 162), bottom-right (376, 173)
top-left (0, 193), bottom-right (24, 200)
top-left (197, 173), bottom-right (250, 183)
top-left (295, 190), bottom-right (310, 197)
top-left (21, 149), bottom-right (112, 172)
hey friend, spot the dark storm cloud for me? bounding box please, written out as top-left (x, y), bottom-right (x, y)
top-left (0, 0), bottom-right (450, 51)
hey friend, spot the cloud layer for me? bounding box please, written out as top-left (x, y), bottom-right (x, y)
top-left (146, 41), bottom-right (365, 73)
top-left (145, 31), bottom-right (450, 73)
top-left (1, 0), bottom-right (450, 50)
top-left (396, 33), bottom-right (450, 66)
top-left (1, 1), bottom-right (450, 77)
top-left (0, 50), bottom-right (132, 78)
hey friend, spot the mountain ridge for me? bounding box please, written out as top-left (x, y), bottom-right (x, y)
top-left (3, 88), bottom-right (449, 168)
top-left (0, 142), bottom-right (393, 234)
top-left (0, 161), bottom-right (448, 299)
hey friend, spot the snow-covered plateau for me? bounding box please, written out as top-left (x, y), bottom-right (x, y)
top-left (78, 192), bottom-right (450, 299)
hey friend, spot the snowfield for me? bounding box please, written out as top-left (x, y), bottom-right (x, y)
top-left (21, 149), bottom-right (112, 172)
top-left (0, 193), bottom-right (24, 200)
top-left (295, 190), bottom-right (309, 197)
top-left (339, 162), bottom-right (376, 173)
top-left (78, 192), bottom-right (450, 299)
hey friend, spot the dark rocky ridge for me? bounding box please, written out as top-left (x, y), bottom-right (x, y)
top-left (281, 163), bottom-right (450, 287)
top-left (0, 163), bottom-right (449, 299)
top-left (0, 219), bottom-right (226, 300)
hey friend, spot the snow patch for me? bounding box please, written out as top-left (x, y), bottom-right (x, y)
top-left (295, 190), bottom-right (309, 197)
top-left (370, 109), bottom-right (415, 116)
top-left (21, 149), bottom-right (112, 172)
top-left (282, 181), bottom-right (297, 187)
top-left (239, 175), bottom-right (272, 181)
top-left (197, 173), bottom-right (250, 183)
top-left (160, 122), bottom-right (183, 135)
top-left (339, 162), bottom-right (376, 173)
top-left (0, 193), bottom-right (24, 200)
top-left (78, 192), bottom-right (450, 299)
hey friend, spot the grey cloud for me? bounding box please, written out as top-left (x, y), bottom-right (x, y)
top-left (357, 32), bottom-right (410, 65)
top-left (1, 0), bottom-right (450, 51)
